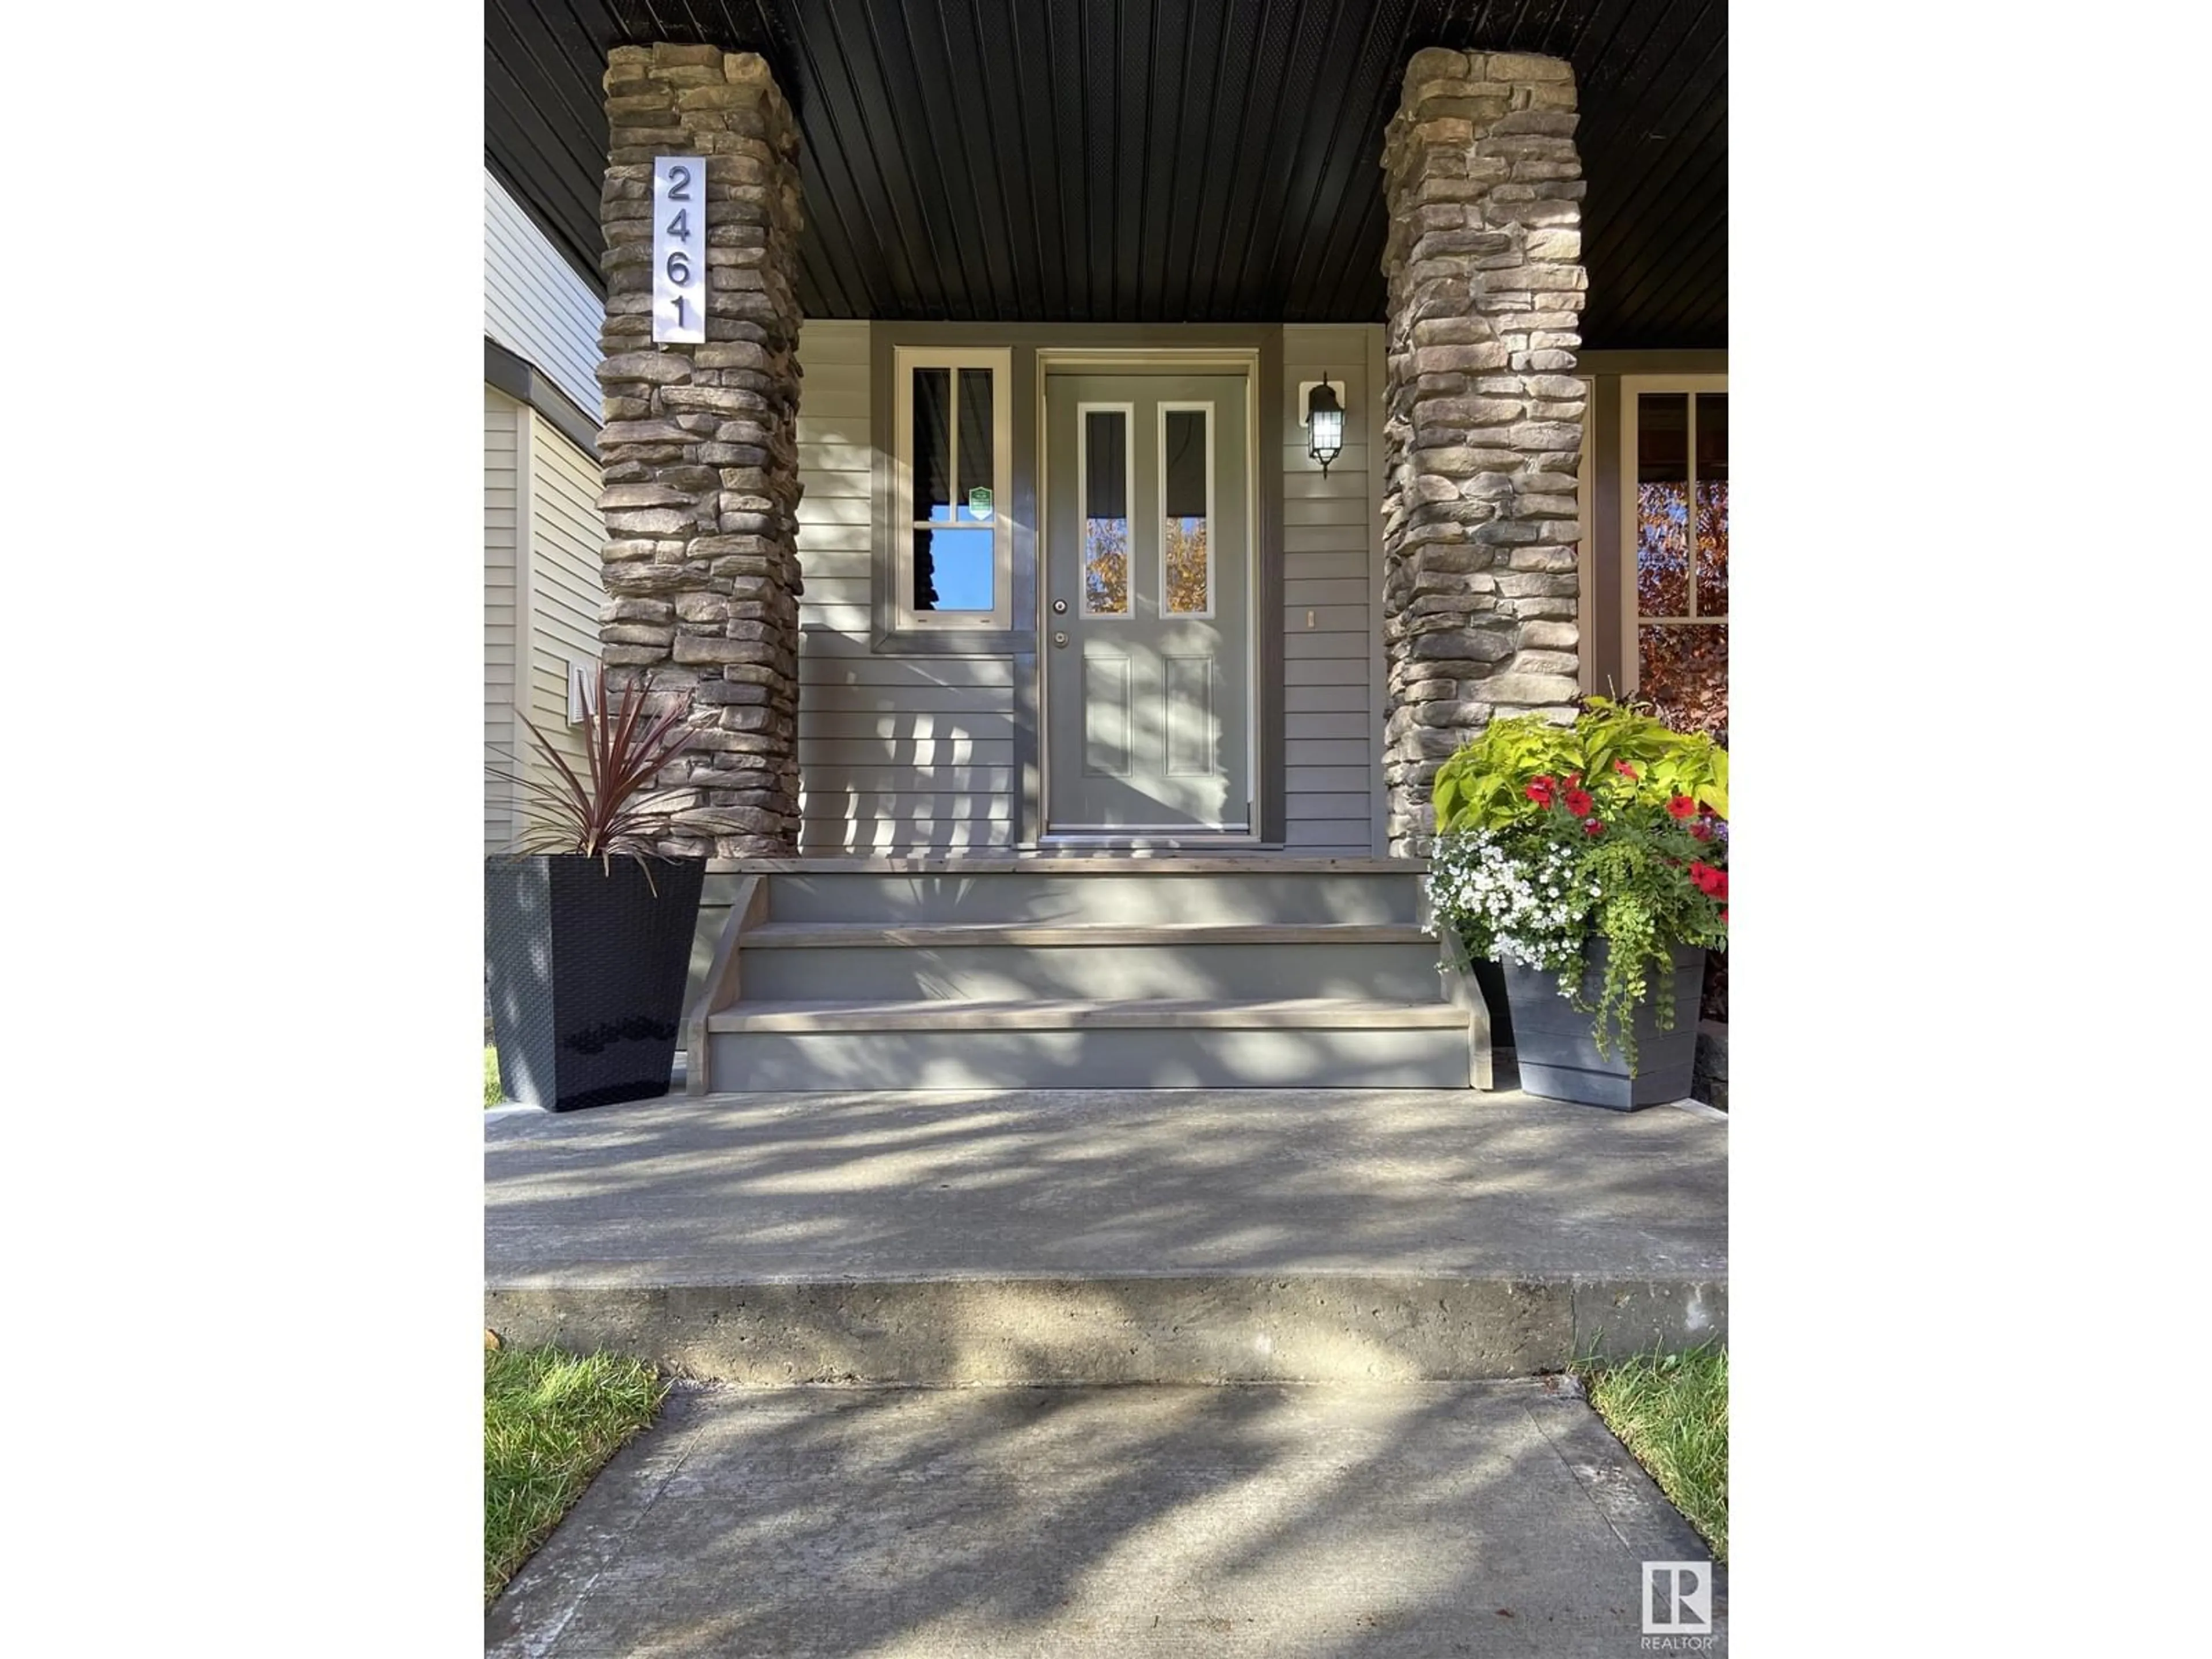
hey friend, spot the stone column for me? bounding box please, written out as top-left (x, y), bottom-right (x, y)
top-left (595, 45), bottom-right (805, 858)
top-left (1378, 49), bottom-right (1588, 856)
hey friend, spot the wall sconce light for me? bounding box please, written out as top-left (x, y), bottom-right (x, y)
top-left (1306, 374), bottom-right (1344, 476)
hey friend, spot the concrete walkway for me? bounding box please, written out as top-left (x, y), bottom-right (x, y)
top-left (487, 1377), bottom-right (1725, 1657)
top-left (486, 1088), bottom-right (1725, 1381)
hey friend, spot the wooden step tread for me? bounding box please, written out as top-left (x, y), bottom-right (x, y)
top-left (741, 922), bottom-right (1435, 948)
top-left (708, 997), bottom-right (1472, 1033)
top-left (711, 855), bottom-right (1429, 874)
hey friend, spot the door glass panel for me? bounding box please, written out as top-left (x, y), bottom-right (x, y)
top-left (912, 527), bottom-right (993, 612)
top-left (912, 368), bottom-right (952, 522)
top-left (1082, 408), bottom-right (1130, 616)
top-left (1163, 407), bottom-right (1210, 614)
top-left (1635, 392), bottom-right (1689, 618)
top-left (1638, 623), bottom-right (1728, 748)
top-left (1695, 392), bottom-right (1728, 616)
top-left (956, 368), bottom-right (994, 521)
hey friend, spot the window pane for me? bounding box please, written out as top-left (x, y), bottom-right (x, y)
top-left (1636, 392), bottom-right (1689, 618)
top-left (1163, 408), bottom-right (1209, 614)
top-left (1083, 410), bottom-right (1129, 616)
top-left (912, 368), bottom-right (951, 522)
top-left (912, 527), bottom-right (994, 613)
top-left (956, 368), bottom-right (994, 521)
top-left (1638, 624), bottom-right (1728, 747)
top-left (1695, 392), bottom-right (1728, 617)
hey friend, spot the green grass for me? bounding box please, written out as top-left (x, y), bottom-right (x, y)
top-left (485, 1344), bottom-right (668, 1604)
top-left (1580, 1344), bottom-right (1728, 1561)
top-left (484, 1046), bottom-right (502, 1108)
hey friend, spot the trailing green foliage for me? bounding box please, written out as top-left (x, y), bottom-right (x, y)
top-left (485, 1344), bottom-right (667, 1604)
top-left (1426, 696), bottom-right (1728, 1073)
top-left (484, 1046), bottom-right (503, 1109)
top-left (1580, 1344), bottom-right (1729, 1562)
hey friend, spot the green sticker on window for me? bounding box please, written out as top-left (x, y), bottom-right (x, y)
top-left (968, 486), bottom-right (993, 521)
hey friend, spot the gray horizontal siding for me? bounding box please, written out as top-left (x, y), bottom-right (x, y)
top-left (483, 169), bottom-right (603, 419)
top-left (1282, 325), bottom-right (1382, 855)
top-left (793, 321), bottom-right (1017, 853)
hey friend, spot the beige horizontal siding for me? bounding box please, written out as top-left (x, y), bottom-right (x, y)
top-left (484, 388), bottom-right (521, 855)
top-left (525, 413), bottom-right (605, 808)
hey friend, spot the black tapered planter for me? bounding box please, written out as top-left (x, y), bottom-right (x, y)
top-left (486, 854), bottom-right (706, 1112)
top-left (1502, 940), bottom-right (1706, 1110)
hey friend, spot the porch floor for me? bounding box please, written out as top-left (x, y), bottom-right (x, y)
top-left (485, 1082), bottom-right (1725, 1383)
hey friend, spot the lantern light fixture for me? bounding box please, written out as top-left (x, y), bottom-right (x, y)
top-left (1306, 374), bottom-right (1344, 476)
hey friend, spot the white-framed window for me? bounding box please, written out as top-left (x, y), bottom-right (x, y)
top-left (1618, 374), bottom-right (1728, 744)
top-left (892, 346), bottom-right (1013, 631)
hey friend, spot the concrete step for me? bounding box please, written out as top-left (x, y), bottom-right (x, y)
top-left (485, 1089), bottom-right (1729, 1385)
top-left (740, 859), bottom-right (1425, 927)
top-left (705, 997), bottom-right (1473, 1089)
top-left (735, 922), bottom-right (1446, 1002)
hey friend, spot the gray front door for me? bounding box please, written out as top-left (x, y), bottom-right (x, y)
top-left (1043, 372), bottom-right (1251, 835)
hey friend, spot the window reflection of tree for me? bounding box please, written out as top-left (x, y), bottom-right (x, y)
top-left (1085, 519), bottom-right (1128, 614)
top-left (1634, 478), bottom-right (1728, 747)
top-left (913, 529), bottom-right (938, 611)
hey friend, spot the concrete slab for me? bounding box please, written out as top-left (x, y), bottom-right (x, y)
top-left (486, 1378), bottom-right (1726, 1658)
top-left (486, 1089), bottom-right (1726, 1381)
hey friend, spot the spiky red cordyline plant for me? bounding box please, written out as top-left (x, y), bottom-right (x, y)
top-left (493, 664), bottom-right (700, 873)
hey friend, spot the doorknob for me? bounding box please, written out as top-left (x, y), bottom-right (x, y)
top-left (1052, 599), bottom-right (1068, 614)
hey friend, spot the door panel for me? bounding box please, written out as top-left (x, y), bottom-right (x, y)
top-left (1044, 373), bottom-right (1251, 834)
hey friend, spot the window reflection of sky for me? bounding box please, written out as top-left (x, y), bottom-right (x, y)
top-left (925, 527), bottom-right (994, 611)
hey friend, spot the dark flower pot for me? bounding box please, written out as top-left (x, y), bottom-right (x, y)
top-left (485, 854), bottom-right (706, 1112)
top-left (1501, 939), bottom-right (1706, 1110)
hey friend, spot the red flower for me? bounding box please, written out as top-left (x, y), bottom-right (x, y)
top-left (1614, 760), bottom-right (1638, 778)
top-left (1565, 772), bottom-right (1582, 787)
top-left (1525, 775), bottom-right (1556, 807)
top-left (1719, 907), bottom-right (1728, 925)
top-left (1564, 787), bottom-right (1593, 816)
top-left (1583, 817), bottom-right (1604, 836)
top-left (1667, 795), bottom-right (1698, 820)
top-left (1690, 822), bottom-right (1714, 842)
top-left (1688, 859), bottom-right (1725, 896)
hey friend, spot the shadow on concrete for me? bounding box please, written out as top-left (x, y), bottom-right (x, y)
top-left (484, 1377), bottom-right (1726, 1658)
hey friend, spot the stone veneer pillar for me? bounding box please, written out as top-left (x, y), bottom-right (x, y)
top-left (1378, 49), bottom-right (1589, 856)
top-left (594, 45), bottom-right (805, 858)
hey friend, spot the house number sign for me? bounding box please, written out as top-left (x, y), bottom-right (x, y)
top-left (652, 155), bottom-right (707, 344)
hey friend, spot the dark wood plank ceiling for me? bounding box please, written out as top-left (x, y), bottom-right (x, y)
top-left (487, 0), bottom-right (1725, 348)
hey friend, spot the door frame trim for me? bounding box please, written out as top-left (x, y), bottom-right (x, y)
top-left (1034, 348), bottom-right (1264, 847)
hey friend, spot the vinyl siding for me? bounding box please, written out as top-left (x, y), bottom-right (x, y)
top-left (525, 412), bottom-right (605, 796)
top-left (483, 168), bottom-right (603, 420)
top-left (484, 389), bottom-right (522, 855)
top-left (794, 321), bottom-right (1020, 851)
top-left (1281, 325), bottom-right (1383, 855)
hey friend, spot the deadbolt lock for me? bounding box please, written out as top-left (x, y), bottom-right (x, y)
top-left (1052, 599), bottom-right (1068, 614)
top-left (1052, 630), bottom-right (1069, 649)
